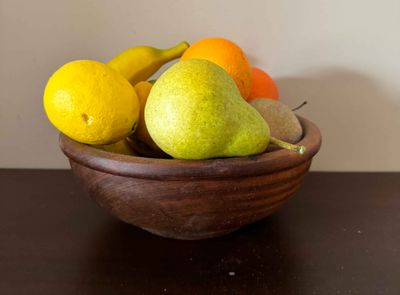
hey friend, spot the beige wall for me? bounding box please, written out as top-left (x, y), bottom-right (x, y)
top-left (1, 0), bottom-right (399, 171)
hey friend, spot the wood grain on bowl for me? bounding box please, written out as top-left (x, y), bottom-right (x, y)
top-left (59, 116), bottom-right (321, 240)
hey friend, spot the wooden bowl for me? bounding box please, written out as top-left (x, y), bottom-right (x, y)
top-left (59, 116), bottom-right (321, 240)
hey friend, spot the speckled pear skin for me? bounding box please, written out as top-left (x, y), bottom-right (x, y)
top-left (145, 59), bottom-right (270, 160)
top-left (250, 98), bottom-right (303, 143)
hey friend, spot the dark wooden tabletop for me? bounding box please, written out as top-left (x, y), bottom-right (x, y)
top-left (1, 169), bottom-right (399, 294)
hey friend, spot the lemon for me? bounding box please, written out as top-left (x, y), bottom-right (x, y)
top-left (43, 60), bottom-right (140, 145)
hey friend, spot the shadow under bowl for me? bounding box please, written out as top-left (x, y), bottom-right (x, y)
top-left (59, 116), bottom-right (321, 240)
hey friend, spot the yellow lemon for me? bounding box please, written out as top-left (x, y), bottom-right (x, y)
top-left (43, 60), bottom-right (140, 145)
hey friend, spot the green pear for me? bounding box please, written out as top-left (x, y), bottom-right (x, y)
top-left (145, 59), bottom-right (305, 160)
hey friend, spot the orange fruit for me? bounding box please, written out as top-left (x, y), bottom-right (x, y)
top-left (248, 67), bottom-right (279, 101)
top-left (181, 37), bottom-right (252, 99)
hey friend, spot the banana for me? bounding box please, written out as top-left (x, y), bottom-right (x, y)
top-left (107, 41), bottom-right (189, 86)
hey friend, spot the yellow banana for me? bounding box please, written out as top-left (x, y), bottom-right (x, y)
top-left (107, 41), bottom-right (189, 86)
top-left (97, 139), bottom-right (137, 156)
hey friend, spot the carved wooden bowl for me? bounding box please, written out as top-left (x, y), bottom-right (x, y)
top-left (59, 116), bottom-right (321, 240)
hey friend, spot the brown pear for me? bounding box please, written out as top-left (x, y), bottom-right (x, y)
top-left (250, 98), bottom-right (303, 143)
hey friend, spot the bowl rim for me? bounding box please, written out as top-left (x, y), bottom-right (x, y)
top-left (59, 116), bottom-right (322, 180)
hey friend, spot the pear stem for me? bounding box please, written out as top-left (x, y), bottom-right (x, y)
top-left (270, 137), bottom-right (306, 155)
top-left (292, 100), bottom-right (308, 111)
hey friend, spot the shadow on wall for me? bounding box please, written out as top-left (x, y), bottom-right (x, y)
top-left (275, 68), bottom-right (400, 171)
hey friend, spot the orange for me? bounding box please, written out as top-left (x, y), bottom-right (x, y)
top-left (181, 37), bottom-right (252, 99)
top-left (248, 67), bottom-right (279, 101)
